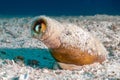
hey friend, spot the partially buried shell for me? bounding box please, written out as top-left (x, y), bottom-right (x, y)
top-left (31, 16), bottom-right (108, 70)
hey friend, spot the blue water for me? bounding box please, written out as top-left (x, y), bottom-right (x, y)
top-left (0, 0), bottom-right (120, 17)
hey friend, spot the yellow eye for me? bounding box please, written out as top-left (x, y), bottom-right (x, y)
top-left (34, 23), bottom-right (46, 33)
top-left (41, 23), bottom-right (46, 33)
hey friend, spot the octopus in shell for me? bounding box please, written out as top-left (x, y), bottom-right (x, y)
top-left (31, 16), bottom-right (108, 70)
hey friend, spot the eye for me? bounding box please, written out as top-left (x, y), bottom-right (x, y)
top-left (33, 22), bottom-right (47, 34)
top-left (41, 23), bottom-right (47, 33)
top-left (34, 24), bottom-right (41, 33)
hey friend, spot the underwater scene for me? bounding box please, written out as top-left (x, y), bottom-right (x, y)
top-left (0, 0), bottom-right (120, 80)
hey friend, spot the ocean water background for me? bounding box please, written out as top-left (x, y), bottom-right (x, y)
top-left (0, 0), bottom-right (120, 17)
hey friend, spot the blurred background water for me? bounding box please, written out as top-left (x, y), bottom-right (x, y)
top-left (0, 0), bottom-right (120, 17)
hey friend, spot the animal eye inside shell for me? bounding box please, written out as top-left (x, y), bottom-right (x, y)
top-left (34, 22), bottom-right (47, 33)
top-left (41, 23), bottom-right (47, 33)
top-left (34, 24), bottom-right (41, 33)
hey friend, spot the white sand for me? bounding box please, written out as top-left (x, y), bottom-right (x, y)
top-left (0, 15), bottom-right (120, 80)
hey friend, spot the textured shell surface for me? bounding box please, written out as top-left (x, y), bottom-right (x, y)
top-left (31, 16), bottom-right (108, 69)
top-left (32, 16), bottom-right (107, 56)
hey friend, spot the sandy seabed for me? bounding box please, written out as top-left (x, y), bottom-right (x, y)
top-left (0, 15), bottom-right (120, 80)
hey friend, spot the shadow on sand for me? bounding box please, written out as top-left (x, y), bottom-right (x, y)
top-left (0, 48), bottom-right (55, 69)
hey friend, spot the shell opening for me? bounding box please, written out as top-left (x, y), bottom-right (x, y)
top-left (32, 18), bottom-right (47, 34)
